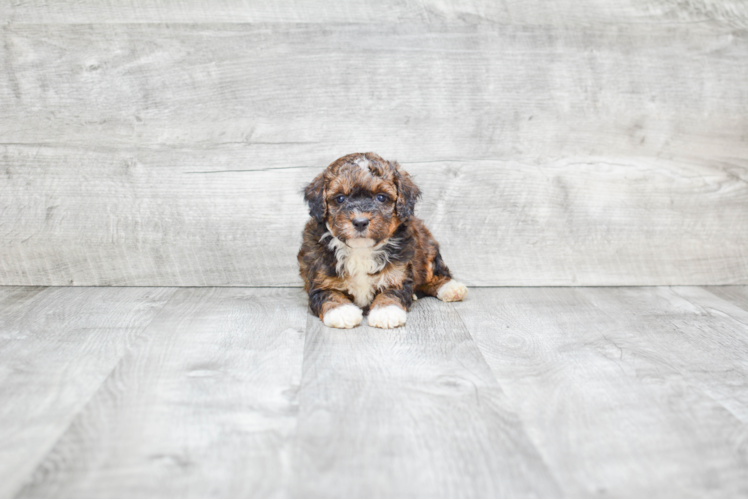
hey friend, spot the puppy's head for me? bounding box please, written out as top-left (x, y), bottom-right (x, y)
top-left (304, 152), bottom-right (420, 248)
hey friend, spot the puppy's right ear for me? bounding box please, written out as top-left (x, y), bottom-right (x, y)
top-left (304, 172), bottom-right (327, 223)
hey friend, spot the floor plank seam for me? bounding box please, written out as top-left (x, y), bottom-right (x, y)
top-left (449, 300), bottom-right (565, 496)
top-left (9, 287), bottom-right (181, 497)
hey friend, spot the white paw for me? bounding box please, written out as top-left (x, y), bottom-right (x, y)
top-left (323, 304), bottom-right (363, 329)
top-left (367, 305), bottom-right (407, 329)
top-left (437, 280), bottom-right (468, 302)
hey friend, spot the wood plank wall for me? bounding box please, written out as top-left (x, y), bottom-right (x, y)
top-left (1, 1), bottom-right (747, 286)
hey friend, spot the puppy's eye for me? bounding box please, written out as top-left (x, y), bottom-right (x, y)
top-left (334, 195), bottom-right (346, 204)
top-left (375, 194), bottom-right (388, 202)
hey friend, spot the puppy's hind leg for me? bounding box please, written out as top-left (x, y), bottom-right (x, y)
top-left (417, 251), bottom-right (467, 302)
top-left (436, 279), bottom-right (468, 302)
top-left (419, 275), bottom-right (468, 302)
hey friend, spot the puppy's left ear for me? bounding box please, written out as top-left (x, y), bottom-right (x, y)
top-left (391, 161), bottom-right (421, 220)
top-left (304, 171), bottom-right (327, 223)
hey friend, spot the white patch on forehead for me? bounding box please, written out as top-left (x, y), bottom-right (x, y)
top-left (355, 156), bottom-right (370, 171)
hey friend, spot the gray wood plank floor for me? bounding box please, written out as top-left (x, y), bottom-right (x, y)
top-left (2, 285), bottom-right (748, 497)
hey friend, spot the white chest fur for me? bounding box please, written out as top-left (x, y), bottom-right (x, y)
top-left (325, 234), bottom-right (392, 307)
top-left (340, 247), bottom-right (384, 307)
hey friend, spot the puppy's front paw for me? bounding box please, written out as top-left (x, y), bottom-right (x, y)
top-left (437, 280), bottom-right (468, 302)
top-left (323, 304), bottom-right (363, 329)
top-left (367, 305), bottom-right (407, 329)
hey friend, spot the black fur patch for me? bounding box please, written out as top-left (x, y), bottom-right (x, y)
top-left (304, 172), bottom-right (327, 223)
top-left (431, 249), bottom-right (452, 278)
top-left (393, 163), bottom-right (421, 220)
top-left (308, 289), bottom-right (333, 317)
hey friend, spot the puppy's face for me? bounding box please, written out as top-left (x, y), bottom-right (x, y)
top-left (325, 165), bottom-right (399, 247)
top-left (304, 153), bottom-right (421, 248)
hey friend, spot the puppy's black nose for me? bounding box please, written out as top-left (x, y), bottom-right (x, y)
top-left (352, 217), bottom-right (370, 231)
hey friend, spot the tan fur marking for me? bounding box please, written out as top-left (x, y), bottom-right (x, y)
top-left (315, 272), bottom-right (347, 293)
top-left (371, 292), bottom-right (406, 310)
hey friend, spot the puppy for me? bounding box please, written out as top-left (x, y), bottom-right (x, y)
top-left (297, 152), bottom-right (467, 329)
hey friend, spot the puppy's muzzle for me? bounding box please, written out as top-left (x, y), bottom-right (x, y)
top-left (352, 217), bottom-right (370, 231)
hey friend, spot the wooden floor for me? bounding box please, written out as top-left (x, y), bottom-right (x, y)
top-left (1, 285), bottom-right (748, 498)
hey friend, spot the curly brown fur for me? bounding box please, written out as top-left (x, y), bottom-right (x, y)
top-left (297, 152), bottom-right (467, 329)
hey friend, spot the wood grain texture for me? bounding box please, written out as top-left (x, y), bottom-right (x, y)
top-left (291, 296), bottom-right (559, 497)
top-left (2, 148), bottom-right (746, 286)
top-left (2, 23), bottom-right (746, 161)
top-left (3, 285), bottom-right (748, 497)
top-left (703, 286), bottom-right (748, 311)
top-left (0, 286), bottom-right (175, 498)
top-left (16, 287), bottom-right (308, 498)
top-left (1, 0), bottom-right (746, 26)
top-left (2, 15), bottom-right (747, 287)
top-left (624, 286), bottom-right (748, 421)
top-left (457, 287), bottom-right (748, 497)
top-left (1, 145), bottom-right (313, 287)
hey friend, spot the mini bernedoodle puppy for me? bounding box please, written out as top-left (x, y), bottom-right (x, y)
top-left (298, 152), bottom-right (467, 329)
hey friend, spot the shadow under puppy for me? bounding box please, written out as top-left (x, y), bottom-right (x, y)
top-left (298, 152), bottom-right (467, 329)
